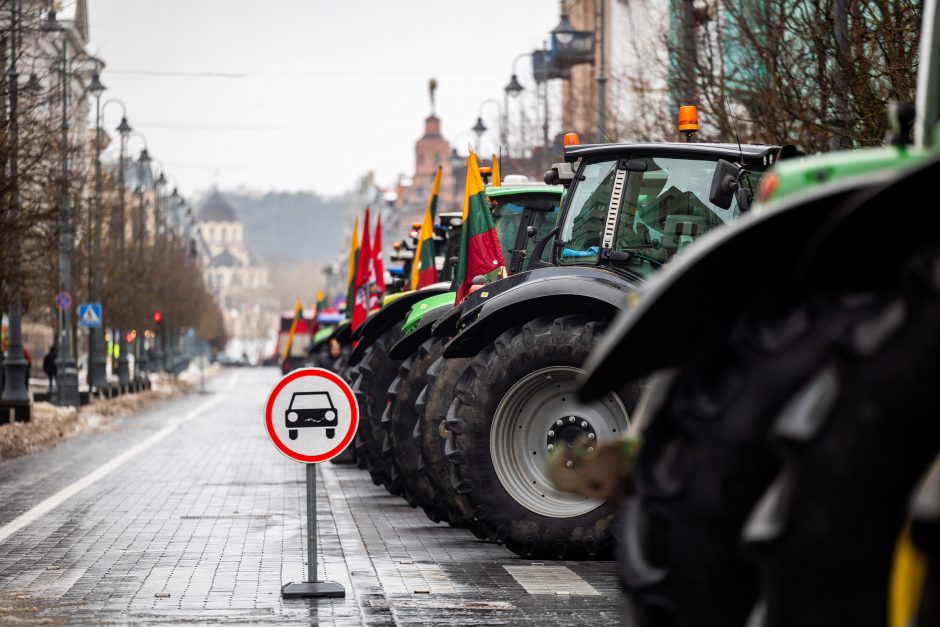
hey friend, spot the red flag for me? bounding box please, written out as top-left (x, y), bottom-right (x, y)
top-left (351, 208), bottom-right (372, 331)
top-left (371, 214), bottom-right (385, 305)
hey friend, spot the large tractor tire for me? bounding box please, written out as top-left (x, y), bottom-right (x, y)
top-left (381, 339), bottom-right (448, 521)
top-left (414, 346), bottom-right (480, 532)
top-left (446, 314), bottom-right (634, 559)
top-left (618, 299), bottom-right (841, 627)
top-left (738, 247), bottom-right (940, 627)
top-left (352, 328), bottom-right (401, 491)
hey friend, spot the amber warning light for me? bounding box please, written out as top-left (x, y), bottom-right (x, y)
top-left (563, 132), bottom-right (580, 147)
top-left (678, 106), bottom-right (699, 141)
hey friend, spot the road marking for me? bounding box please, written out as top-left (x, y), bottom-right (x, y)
top-left (503, 565), bottom-right (600, 595)
top-left (0, 373), bottom-right (239, 544)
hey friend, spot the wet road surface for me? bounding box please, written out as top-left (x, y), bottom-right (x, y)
top-left (0, 368), bottom-right (624, 625)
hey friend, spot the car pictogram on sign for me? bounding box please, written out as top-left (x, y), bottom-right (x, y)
top-left (285, 391), bottom-right (338, 440)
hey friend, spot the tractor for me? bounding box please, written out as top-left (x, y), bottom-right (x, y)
top-left (419, 134), bottom-right (789, 560)
top-left (576, 2), bottom-right (940, 624)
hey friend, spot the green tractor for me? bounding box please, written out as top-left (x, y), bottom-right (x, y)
top-left (576, 2), bottom-right (940, 624)
top-left (348, 182), bottom-right (563, 497)
top-left (379, 182), bottom-right (563, 523)
top-left (406, 136), bottom-right (790, 559)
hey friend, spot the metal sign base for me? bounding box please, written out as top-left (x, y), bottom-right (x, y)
top-left (281, 463), bottom-right (345, 599)
top-left (281, 581), bottom-right (345, 598)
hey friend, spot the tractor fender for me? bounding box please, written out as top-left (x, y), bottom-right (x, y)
top-left (442, 266), bottom-right (640, 358)
top-left (389, 302), bottom-right (451, 359)
top-left (348, 285), bottom-right (450, 366)
top-left (580, 166), bottom-right (903, 400)
top-left (802, 153), bottom-right (940, 291)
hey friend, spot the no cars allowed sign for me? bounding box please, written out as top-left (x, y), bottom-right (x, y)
top-left (264, 367), bottom-right (359, 463)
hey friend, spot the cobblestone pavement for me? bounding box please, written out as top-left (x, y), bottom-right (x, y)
top-left (0, 368), bottom-right (624, 625)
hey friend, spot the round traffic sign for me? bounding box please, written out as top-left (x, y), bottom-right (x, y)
top-left (55, 291), bottom-right (71, 310)
top-left (264, 368), bottom-right (359, 463)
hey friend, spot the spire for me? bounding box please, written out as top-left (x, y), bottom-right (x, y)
top-left (428, 78), bottom-right (437, 116)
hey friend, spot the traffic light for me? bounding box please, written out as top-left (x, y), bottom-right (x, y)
top-left (153, 310), bottom-right (162, 323)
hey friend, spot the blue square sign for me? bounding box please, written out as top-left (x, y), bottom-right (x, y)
top-left (78, 302), bottom-right (102, 328)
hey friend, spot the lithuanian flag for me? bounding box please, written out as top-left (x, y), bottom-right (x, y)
top-left (345, 216), bottom-right (359, 313)
top-left (452, 153), bottom-right (505, 303)
top-left (410, 166), bottom-right (441, 289)
top-left (281, 298), bottom-right (303, 363)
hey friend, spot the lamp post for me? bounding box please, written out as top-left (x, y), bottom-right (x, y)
top-left (152, 171), bottom-right (167, 372)
top-left (477, 99), bottom-right (505, 154)
top-left (131, 142), bottom-right (152, 381)
top-left (87, 69), bottom-right (108, 393)
top-left (42, 9), bottom-right (79, 406)
top-left (471, 117), bottom-right (487, 155)
top-left (110, 109), bottom-right (133, 389)
top-left (504, 53), bottom-right (528, 158)
top-left (2, 0), bottom-right (30, 420)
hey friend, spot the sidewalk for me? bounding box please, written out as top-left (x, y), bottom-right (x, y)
top-left (0, 368), bottom-right (624, 625)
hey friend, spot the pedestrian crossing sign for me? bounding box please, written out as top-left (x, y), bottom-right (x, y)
top-left (78, 302), bottom-right (102, 328)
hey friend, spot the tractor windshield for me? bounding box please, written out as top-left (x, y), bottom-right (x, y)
top-left (559, 156), bottom-right (763, 275)
top-left (289, 393), bottom-right (332, 410)
top-left (493, 198), bottom-right (561, 265)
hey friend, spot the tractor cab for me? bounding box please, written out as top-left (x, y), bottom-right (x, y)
top-left (538, 138), bottom-right (783, 280)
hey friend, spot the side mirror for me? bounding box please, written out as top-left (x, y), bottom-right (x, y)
top-left (544, 162), bottom-right (575, 187)
top-left (709, 159), bottom-right (743, 210)
top-left (530, 225), bottom-right (561, 262)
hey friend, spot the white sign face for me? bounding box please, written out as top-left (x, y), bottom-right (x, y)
top-left (264, 368), bottom-right (359, 463)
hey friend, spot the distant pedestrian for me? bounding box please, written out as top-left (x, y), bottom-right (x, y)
top-left (43, 346), bottom-right (57, 393)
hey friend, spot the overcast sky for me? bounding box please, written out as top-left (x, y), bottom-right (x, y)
top-left (86, 0), bottom-right (558, 197)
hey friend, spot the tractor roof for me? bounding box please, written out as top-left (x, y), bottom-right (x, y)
top-left (563, 142), bottom-right (782, 163)
top-left (485, 184), bottom-right (563, 198)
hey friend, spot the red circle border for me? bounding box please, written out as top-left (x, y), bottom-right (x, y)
top-left (264, 367), bottom-right (359, 463)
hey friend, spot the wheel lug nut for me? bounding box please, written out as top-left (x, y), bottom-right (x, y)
top-left (548, 430), bottom-right (555, 437)
top-left (581, 421), bottom-right (588, 428)
top-left (556, 419), bottom-right (563, 426)
top-left (568, 416), bottom-right (576, 423)
top-left (588, 433), bottom-right (595, 440)
top-left (566, 460), bottom-right (573, 468)
top-left (547, 444), bottom-right (554, 451)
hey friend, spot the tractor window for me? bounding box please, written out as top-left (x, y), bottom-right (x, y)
top-left (559, 159), bottom-right (618, 265)
top-left (612, 156), bottom-right (764, 276)
top-left (492, 200), bottom-right (525, 265)
top-left (528, 202), bottom-right (560, 262)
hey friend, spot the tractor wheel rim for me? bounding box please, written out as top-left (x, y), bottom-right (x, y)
top-left (490, 365), bottom-right (629, 518)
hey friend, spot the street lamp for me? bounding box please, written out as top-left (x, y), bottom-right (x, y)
top-left (471, 117), bottom-right (487, 154)
top-left (105, 105), bottom-right (132, 390)
top-left (478, 98), bottom-right (505, 153)
top-left (1, 0), bottom-right (31, 421)
top-left (129, 140), bottom-right (152, 381)
top-left (87, 69), bottom-right (109, 394)
top-left (151, 168), bottom-right (167, 373)
top-left (43, 8), bottom-right (81, 406)
top-left (551, 2), bottom-right (578, 46)
top-left (505, 52), bottom-right (531, 158)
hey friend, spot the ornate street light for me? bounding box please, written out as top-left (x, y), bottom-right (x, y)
top-left (112, 111), bottom-right (133, 389)
top-left (551, 3), bottom-right (578, 45)
top-left (472, 116), bottom-right (487, 152)
top-left (86, 68), bottom-right (109, 394)
top-left (45, 8), bottom-right (81, 406)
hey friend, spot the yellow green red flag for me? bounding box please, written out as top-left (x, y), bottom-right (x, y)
top-left (410, 166), bottom-right (441, 290)
top-left (345, 216), bottom-right (360, 313)
top-left (452, 152), bottom-right (505, 302)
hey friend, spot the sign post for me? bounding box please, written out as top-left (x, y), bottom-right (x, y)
top-left (264, 367), bottom-right (358, 599)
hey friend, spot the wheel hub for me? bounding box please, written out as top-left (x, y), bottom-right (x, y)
top-left (546, 415), bottom-right (596, 452)
top-left (489, 366), bottom-right (630, 518)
